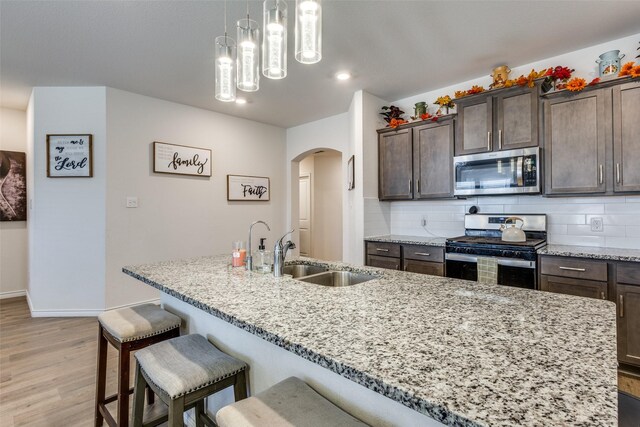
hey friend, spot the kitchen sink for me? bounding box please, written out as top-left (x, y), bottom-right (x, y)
top-left (282, 264), bottom-right (329, 278)
top-left (297, 271), bottom-right (377, 287)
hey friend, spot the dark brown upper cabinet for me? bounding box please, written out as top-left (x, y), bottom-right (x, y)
top-left (543, 79), bottom-right (640, 196)
top-left (378, 117), bottom-right (454, 201)
top-left (455, 85), bottom-right (539, 156)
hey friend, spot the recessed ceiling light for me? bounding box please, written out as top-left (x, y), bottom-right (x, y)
top-left (335, 72), bottom-right (351, 81)
top-left (235, 98), bottom-right (247, 105)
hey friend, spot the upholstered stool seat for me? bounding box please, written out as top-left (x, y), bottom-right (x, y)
top-left (131, 334), bottom-right (248, 427)
top-left (95, 304), bottom-right (181, 427)
top-left (215, 376), bottom-right (370, 427)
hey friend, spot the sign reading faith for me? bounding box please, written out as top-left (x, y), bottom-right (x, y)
top-left (153, 142), bottom-right (212, 177)
top-left (227, 175), bottom-right (270, 201)
top-left (46, 134), bottom-right (93, 177)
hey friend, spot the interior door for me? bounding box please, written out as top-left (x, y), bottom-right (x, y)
top-left (299, 174), bottom-right (311, 256)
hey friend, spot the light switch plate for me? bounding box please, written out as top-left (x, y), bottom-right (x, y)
top-left (126, 197), bottom-right (138, 208)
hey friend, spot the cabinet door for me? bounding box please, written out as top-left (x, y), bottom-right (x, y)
top-left (540, 274), bottom-right (607, 300)
top-left (613, 82), bottom-right (640, 193)
top-left (496, 87), bottom-right (539, 150)
top-left (403, 259), bottom-right (444, 276)
top-left (413, 120), bottom-right (454, 199)
top-left (544, 89), bottom-right (607, 195)
top-left (378, 129), bottom-right (413, 200)
top-left (366, 255), bottom-right (401, 270)
top-left (618, 284), bottom-right (640, 366)
top-left (455, 96), bottom-right (493, 155)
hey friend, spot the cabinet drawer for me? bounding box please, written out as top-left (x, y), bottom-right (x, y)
top-left (617, 262), bottom-right (640, 285)
top-left (403, 259), bottom-right (444, 276)
top-left (540, 275), bottom-right (607, 300)
top-left (366, 242), bottom-right (401, 258)
top-left (540, 256), bottom-right (607, 281)
top-left (402, 244), bottom-right (444, 262)
top-left (366, 255), bottom-right (401, 270)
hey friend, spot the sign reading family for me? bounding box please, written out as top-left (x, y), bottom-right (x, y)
top-left (153, 142), bottom-right (212, 177)
top-left (227, 175), bottom-right (270, 201)
top-left (46, 134), bottom-right (93, 177)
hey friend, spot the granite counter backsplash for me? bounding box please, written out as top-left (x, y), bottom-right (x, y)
top-left (123, 255), bottom-right (617, 427)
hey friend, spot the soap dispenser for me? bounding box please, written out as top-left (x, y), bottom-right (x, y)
top-left (253, 238), bottom-right (272, 274)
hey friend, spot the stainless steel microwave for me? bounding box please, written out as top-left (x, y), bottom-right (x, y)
top-left (453, 147), bottom-right (540, 196)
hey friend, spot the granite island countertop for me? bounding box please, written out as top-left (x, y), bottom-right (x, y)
top-left (123, 256), bottom-right (617, 427)
top-left (365, 235), bottom-right (447, 247)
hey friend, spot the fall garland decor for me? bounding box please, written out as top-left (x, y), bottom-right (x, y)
top-left (619, 61), bottom-right (640, 78)
top-left (380, 105), bottom-right (408, 128)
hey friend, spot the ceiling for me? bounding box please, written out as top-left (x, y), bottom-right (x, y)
top-left (1, 1), bottom-right (639, 128)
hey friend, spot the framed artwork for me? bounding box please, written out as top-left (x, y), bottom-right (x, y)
top-left (46, 134), bottom-right (93, 177)
top-left (0, 150), bottom-right (27, 221)
top-left (227, 175), bottom-right (270, 201)
top-left (153, 141), bottom-right (212, 177)
top-left (348, 155), bottom-right (355, 190)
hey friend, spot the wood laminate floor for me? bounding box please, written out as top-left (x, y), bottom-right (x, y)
top-left (1, 296), bottom-right (639, 426)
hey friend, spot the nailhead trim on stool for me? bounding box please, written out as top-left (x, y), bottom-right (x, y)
top-left (94, 304), bottom-right (181, 427)
top-left (215, 377), bottom-right (370, 427)
top-left (131, 334), bottom-right (248, 427)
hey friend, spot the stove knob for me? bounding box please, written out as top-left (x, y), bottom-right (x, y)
top-left (503, 251), bottom-right (515, 258)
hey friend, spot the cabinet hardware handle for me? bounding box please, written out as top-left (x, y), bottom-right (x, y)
top-left (487, 131), bottom-right (492, 151)
top-left (376, 248), bottom-right (390, 252)
top-left (409, 180), bottom-right (412, 194)
top-left (417, 179), bottom-right (420, 194)
top-left (600, 291), bottom-right (605, 300)
top-left (415, 252), bottom-right (431, 256)
top-left (498, 129), bottom-right (503, 150)
top-left (395, 264), bottom-right (400, 270)
top-left (404, 265), bottom-right (407, 271)
top-left (599, 164), bottom-right (603, 184)
top-left (559, 266), bottom-right (586, 272)
top-left (620, 295), bottom-right (624, 317)
top-left (616, 163), bottom-right (621, 184)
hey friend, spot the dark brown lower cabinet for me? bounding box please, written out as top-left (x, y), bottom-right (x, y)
top-left (403, 259), bottom-right (444, 276)
top-left (617, 284), bottom-right (640, 366)
top-left (366, 254), bottom-right (401, 270)
top-left (539, 274), bottom-right (607, 300)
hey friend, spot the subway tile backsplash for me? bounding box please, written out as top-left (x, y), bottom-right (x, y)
top-left (367, 195), bottom-right (640, 249)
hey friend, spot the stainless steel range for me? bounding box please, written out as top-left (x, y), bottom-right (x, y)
top-left (445, 214), bottom-right (547, 289)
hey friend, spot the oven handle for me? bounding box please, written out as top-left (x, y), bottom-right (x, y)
top-left (445, 253), bottom-right (536, 269)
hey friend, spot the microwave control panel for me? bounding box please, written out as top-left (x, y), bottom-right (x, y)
top-left (523, 155), bottom-right (537, 186)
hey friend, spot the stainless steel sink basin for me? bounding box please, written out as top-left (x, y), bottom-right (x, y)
top-left (282, 264), bottom-right (329, 278)
top-left (298, 271), bottom-right (377, 287)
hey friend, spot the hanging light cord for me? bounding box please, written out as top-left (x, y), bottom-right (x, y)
top-left (224, 0), bottom-right (228, 39)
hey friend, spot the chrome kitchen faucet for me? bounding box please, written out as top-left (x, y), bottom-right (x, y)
top-left (273, 230), bottom-right (296, 277)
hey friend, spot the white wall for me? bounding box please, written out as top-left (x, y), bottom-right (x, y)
top-left (378, 33), bottom-right (640, 249)
top-left (0, 107), bottom-right (28, 298)
top-left (28, 87), bottom-right (107, 314)
top-left (312, 152), bottom-right (342, 261)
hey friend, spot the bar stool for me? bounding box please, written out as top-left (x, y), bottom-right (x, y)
top-left (95, 304), bottom-right (181, 427)
top-left (215, 376), bottom-right (370, 426)
top-left (131, 334), bottom-right (248, 427)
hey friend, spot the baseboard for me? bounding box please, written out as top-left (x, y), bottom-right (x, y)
top-left (0, 289), bottom-right (27, 300)
top-left (26, 293), bottom-right (162, 318)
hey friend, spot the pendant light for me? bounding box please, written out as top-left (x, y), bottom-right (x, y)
top-left (295, 0), bottom-right (321, 64)
top-left (262, 0), bottom-right (287, 79)
top-left (215, 1), bottom-right (237, 102)
top-left (237, 1), bottom-right (260, 92)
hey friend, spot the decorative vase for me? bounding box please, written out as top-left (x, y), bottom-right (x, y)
top-left (596, 50), bottom-right (625, 78)
top-left (491, 65), bottom-right (511, 89)
top-left (414, 102), bottom-right (427, 118)
top-left (541, 79), bottom-right (554, 93)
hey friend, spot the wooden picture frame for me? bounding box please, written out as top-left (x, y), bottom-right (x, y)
top-left (227, 175), bottom-right (270, 201)
top-left (153, 141), bottom-right (212, 177)
top-left (46, 134), bottom-right (93, 177)
top-left (348, 155), bottom-right (355, 190)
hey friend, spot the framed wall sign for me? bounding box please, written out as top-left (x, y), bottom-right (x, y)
top-left (46, 134), bottom-right (93, 177)
top-left (0, 150), bottom-right (27, 221)
top-left (153, 141), bottom-right (212, 177)
top-left (227, 175), bottom-right (270, 201)
top-left (348, 155), bottom-right (355, 190)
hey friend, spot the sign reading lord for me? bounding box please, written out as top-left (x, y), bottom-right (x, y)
top-left (153, 142), bottom-right (212, 177)
top-left (227, 175), bottom-right (270, 201)
top-left (46, 134), bottom-right (93, 177)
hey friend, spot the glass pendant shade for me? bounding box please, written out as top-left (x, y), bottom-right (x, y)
top-left (262, 0), bottom-right (287, 79)
top-left (215, 35), bottom-right (237, 102)
top-left (237, 18), bottom-right (260, 92)
top-left (295, 0), bottom-right (321, 64)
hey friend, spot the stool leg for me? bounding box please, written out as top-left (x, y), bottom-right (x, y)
top-left (195, 399), bottom-right (205, 427)
top-left (233, 370), bottom-right (248, 401)
top-left (168, 396), bottom-right (185, 427)
top-left (117, 344), bottom-right (131, 427)
top-left (94, 325), bottom-right (108, 426)
top-left (131, 362), bottom-right (146, 427)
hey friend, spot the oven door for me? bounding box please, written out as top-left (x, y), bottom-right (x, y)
top-left (445, 253), bottom-right (536, 290)
top-left (453, 147), bottom-right (539, 196)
